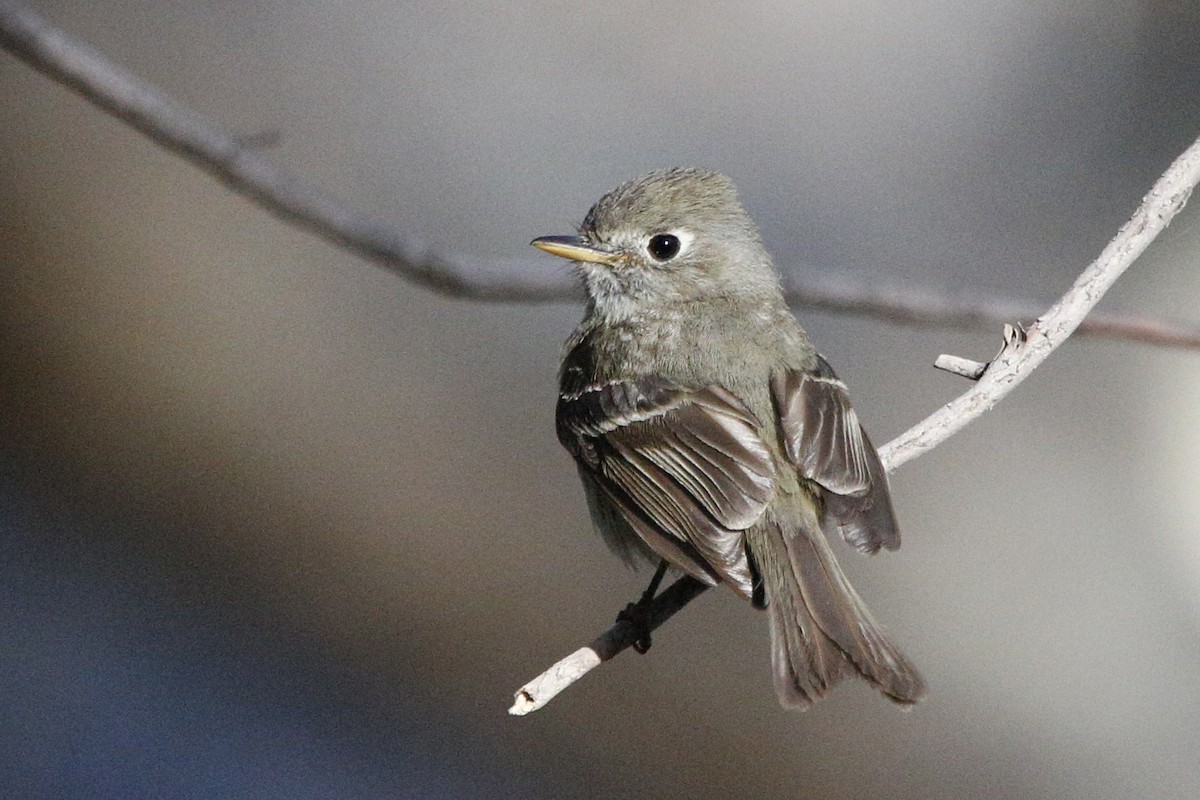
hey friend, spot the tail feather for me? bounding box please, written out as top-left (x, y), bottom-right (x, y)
top-left (756, 520), bottom-right (925, 709)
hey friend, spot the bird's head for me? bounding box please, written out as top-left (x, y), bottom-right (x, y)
top-left (533, 168), bottom-right (780, 319)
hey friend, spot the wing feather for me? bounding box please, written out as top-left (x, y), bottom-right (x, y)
top-left (558, 378), bottom-right (776, 596)
top-left (770, 359), bottom-right (900, 553)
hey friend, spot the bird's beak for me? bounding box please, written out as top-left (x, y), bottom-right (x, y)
top-left (530, 235), bottom-right (618, 264)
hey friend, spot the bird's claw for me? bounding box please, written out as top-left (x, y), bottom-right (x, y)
top-left (617, 601), bottom-right (654, 654)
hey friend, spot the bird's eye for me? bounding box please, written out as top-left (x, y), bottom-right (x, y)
top-left (647, 233), bottom-right (682, 261)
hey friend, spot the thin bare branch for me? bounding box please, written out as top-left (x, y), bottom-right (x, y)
top-left (509, 576), bottom-right (709, 715)
top-left (781, 274), bottom-right (1200, 350)
top-left (0, 3), bottom-right (563, 302)
top-left (3, 4), bottom-right (1199, 348)
top-left (880, 136), bottom-right (1200, 471)
top-left (510, 133), bottom-right (1200, 714)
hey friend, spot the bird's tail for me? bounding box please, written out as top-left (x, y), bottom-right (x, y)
top-left (752, 517), bottom-right (925, 709)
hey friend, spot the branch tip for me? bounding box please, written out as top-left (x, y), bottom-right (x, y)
top-left (934, 354), bottom-right (988, 381)
top-left (508, 690), bottom-right (537, 716)
top-left (934, 323), bottom-right (1029, 380)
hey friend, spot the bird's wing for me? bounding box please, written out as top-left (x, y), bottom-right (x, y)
top-left (557, 376), bottom-right (777, 597)
top-left (770, 357), bottom-right (900, 553)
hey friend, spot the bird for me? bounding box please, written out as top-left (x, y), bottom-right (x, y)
top-left (531, 168), bottom-right (924, 709)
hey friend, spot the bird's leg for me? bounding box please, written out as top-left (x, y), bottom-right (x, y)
top-left (617, 560), bottom-right (669, 654)
top-left (639, 559), bottom-right (670, 603)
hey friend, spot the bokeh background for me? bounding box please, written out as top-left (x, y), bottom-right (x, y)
top-left (3, 1), bottom-right (1200, 798)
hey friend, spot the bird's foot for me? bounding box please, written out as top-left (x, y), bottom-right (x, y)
top-left (617, 559), bottom-right (670, 654)
top-left (617, 600), bottom-right (655, 654)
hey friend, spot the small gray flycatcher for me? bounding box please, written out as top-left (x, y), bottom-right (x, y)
top-left (532, 168), bottom-right (924, 708)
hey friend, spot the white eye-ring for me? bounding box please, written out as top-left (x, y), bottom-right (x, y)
top-left (645, 230), bottom-right (694, 262)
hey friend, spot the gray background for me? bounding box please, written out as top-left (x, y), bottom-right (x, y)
top-left (3, 1), bottom-right (1200, 798)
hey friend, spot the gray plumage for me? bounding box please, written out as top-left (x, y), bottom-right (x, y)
top-left (536, 168), bottom-right (925, 708)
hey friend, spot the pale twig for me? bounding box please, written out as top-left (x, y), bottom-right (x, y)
top-left (932, 324), bottom-right (1026, 381)
top-left (509, 576), bottom-right (709, 715)
top-left (932, 355), bottom-right (989, 381)
top-left (3, 4), bottom-right (1200, 348)
top-left (510, 134), bottom-right (1200, 715)
top-left (880, 137), bottom-right (1200, 471)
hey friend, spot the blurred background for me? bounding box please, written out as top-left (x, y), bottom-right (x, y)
top-left (3, 1), bottom-right (1200, 797)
